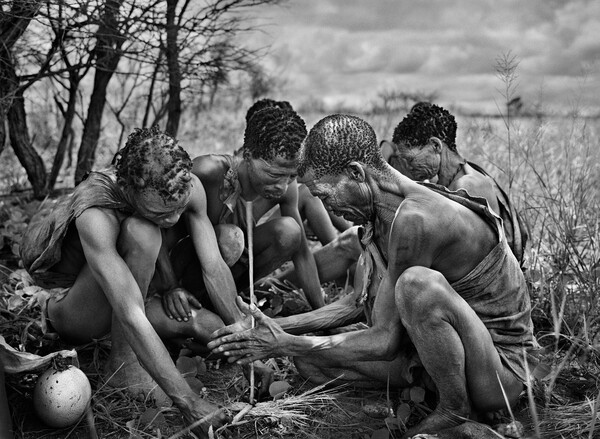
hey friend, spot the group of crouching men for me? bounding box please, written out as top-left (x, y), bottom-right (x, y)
top-left (12, 100), bottom-right (537, 438)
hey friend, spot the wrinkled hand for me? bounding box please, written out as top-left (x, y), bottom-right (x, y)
top-left (180, 396), bottom-right (229, 438)
top-left (242, 360), bottom-right (275, 399)
top-left (208, 297), bottom-right (289, 365)
top-left (162, 287), bottom-right (202, 322)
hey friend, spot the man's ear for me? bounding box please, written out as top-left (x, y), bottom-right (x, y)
top-left (428, 137), bottom-right (444, 152)
top-left (347, 162), bottom-right (366, 182)
top-left (132, 175), bottom-right (147, 189)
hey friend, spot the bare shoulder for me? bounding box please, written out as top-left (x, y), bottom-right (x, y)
top-left (456, 165), bottom-right (496, 197)
top-left (192, 154), bottom-right (231, 188)
top-left (392, 187), bottom-right (474, 245)
top-left (77, 206), bottom-right (119, 224)
top-left (75, 207), bottom-right (121, 241)
top-left (391, 198), bottom-right (437, 240)
top-left (185, 173), bottom-right (209, 210)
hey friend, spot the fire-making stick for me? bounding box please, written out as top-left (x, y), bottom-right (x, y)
top-left (245, 200), bottom-right (256, 405)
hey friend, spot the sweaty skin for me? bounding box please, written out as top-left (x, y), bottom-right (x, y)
top-left (208, 115), bottom-right (537, 439)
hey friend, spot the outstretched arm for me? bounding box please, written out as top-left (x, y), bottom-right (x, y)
top-left (209, 209), bottom-right (435, 364)
top-left (185, 177), bottom-right (243, 325)
top-left (209, 267), bottom-right (402, 364)
top-left (280, 183), bottom-right (325, 309)
top-left (76, 209), bottom-right (225, 433)
top-left (277, 290), bottom-right (364, 334)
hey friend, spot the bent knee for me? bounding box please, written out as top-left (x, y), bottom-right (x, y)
top-left (118, 217), bottom-right (162, 258)
top-left (214, 224), bottom-right (245, 267)
top-left (270, 217), bottom-right (302, 252)
top-left (395, 267), bottom-right (450, 319)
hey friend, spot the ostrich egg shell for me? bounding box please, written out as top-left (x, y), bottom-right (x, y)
top-left (33, 365), bottom-right (92, 428)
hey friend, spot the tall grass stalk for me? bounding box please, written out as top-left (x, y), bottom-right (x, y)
top-left (494, 51), bottom-right (520, 191)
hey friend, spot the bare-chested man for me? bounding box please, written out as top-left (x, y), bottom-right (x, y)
top-left (382, 101), bottom-right (528, 265)
top-left (20, 127), bottom-right (227, 436)
top-left (281, 102), bottom-right (529, 287)
top-left (153, 104), bottom-right (325, 327)
top-left (208, 115), bottom-right (539, 438)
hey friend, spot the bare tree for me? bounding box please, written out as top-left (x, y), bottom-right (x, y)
top-left (75, 0), bottom-right (126, 184)
top-left (0, 0), bottom-right (47, 197)
top-left (1, 0), bottom-right (285, 194)
top-left (139, 0), bottom-right (282, 134)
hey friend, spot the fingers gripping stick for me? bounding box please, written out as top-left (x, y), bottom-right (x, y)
top-left (245, 201), bottom-right (256, 404)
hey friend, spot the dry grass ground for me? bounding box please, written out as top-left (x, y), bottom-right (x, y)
top-left (1, 103), bottom-right (599, 438)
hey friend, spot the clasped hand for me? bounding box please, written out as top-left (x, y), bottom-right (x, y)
top-left (208, 296), bottom-right (289, 365)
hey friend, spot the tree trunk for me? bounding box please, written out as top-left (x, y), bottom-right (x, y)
top-left (48, 73), bottom-right (80, 190)
top-left (165, 0), bottom-right (181, 137)
top-left (0, 0), bottom-right (45, 194)
top-left (7, 88), bottom-right (47, 197)
top-left (74, 0), bottom-right (124, 184)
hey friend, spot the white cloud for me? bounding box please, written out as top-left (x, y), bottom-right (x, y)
top-left (242, 0), bottom-right (600, 113)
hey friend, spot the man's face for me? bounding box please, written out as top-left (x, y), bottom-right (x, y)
top-left (391, 141), bottom-right (440, 182)
top-left (301, 168), bottom-right (371, 224)
top-left (247, 154), bottom-right (298, 200)
top-left (130, 184), bottom-right (191, 228)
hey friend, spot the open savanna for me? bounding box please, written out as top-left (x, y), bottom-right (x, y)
top-left (1, 104), bottom-right (599, 438)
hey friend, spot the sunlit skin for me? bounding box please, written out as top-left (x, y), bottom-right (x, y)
top-left (161, 152), bottom-right (324, 310)
top-left (207, 115), bottom-right (535, 438)
top-left (46, 172), bottom-right (228, 437)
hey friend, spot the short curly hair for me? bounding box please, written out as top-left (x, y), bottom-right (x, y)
top-left (112, 126), bottom-right (192, 202)
top-left (298, 114), bottom-right (387, 179)
top-left (242, 106), bottom-right (307, 162)
top-left (392, 102), bottom-right (457, 151)
top-left (245, 98), bottom-right (294, 124)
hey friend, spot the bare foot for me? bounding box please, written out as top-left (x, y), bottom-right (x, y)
top-left (103, 358), bottom-right (171, 406)
top-left (401, 407), bottom-right (468, 439)
top-left (182, 397), bottom-right (230, 438)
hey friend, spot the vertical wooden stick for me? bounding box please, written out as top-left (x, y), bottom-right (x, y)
top-left (245, 200), bottom-right (256, 405)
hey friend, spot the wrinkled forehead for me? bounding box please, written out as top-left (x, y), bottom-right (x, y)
top-left (299, 168), bottom-right (340, 189)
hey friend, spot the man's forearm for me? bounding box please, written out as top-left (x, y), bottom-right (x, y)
top-left (281, 328), bottom-right (390, 362)
top-left (203, 263), bottom-right (244, 324)
top-left (293, 248), bottom-right (325, 309)
top-left (278, 293), bottom-right (364, 335)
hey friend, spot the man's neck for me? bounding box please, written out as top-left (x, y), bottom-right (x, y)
top-left (437, 148), bottom-right (466, 187)
top-left (237, 159), bottom-right (260, 202)
top-left (367, 166), bottom-right (407, 228)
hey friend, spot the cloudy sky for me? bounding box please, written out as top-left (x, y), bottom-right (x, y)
top-left (243, 0), bottom-right (600, 114)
